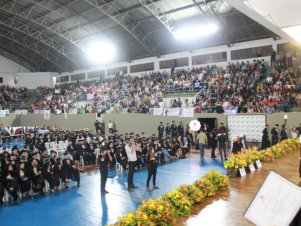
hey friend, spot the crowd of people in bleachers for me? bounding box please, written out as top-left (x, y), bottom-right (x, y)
top-left (0, 85), bottom-right (28, 111)
top-left (0, 49), bottom-right (300, 115)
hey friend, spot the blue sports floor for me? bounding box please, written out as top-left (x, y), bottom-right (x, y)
top-left (0, 149), bottom-right (226, 226)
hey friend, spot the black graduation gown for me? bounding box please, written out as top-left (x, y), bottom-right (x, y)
top-left (18, 168), bottom-right (31, 193)
top-left (261, 128), bottom-right (270, 150)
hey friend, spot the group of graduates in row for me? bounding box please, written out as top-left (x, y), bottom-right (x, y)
top-left (0, 145), bottom-right (80, 204)
top-left (261, 123), bottom-right (301, 150)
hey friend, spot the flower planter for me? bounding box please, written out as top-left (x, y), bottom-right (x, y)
top-left (227, 168), bottom-right (239, 178)
top-left (245, 163), bottom-right (256, 173)
top-left (254, 159), bottom-right (262, 169)
top-left (238, 167), bottom-right (246, 177)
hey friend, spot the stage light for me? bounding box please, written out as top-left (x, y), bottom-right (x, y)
top-left (282, 25), bottom-right (301, 43)
top-left (86, 41), bottom-right (116, 64)
top-left (173, 23), bottom-right (218, 40)
top-left (189, 120), bottom-right (201, 132)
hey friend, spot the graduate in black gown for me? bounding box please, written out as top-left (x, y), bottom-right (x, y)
top-left (261, 124), bottom-right (270, 150)
top-left (99, 147), bottom-right (112, 195)
top-left (61, 153), bottom-right (80, 188)
top-left (18, 161), bottom-right (32, 197)
top-left (271, 124), bottom-right (279, 146)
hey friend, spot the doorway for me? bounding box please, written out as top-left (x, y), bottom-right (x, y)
top-left (198, 118), bottom-right (217, 130)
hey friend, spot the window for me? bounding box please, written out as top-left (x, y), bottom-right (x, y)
top-left (107, 66), bottom-right (127, 76)
top-left (70, 73), bottom-right (85, 81)
top-left (0, 77), bottom-right (3, 83)
top-left (159, 57), bottom-right (188, 69)
top-left (59, 76), bottom-right (69, 83)
top-left (192, 52), bottom-right (227, 65)
top-left (130, 62), bottom-right (154, 73)
top-left (88, 70), bottom-right (105, 79)
top-left (231, 45), bottom-right (272, 60)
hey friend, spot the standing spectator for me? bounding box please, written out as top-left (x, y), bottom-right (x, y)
top-left (99, 146), bottom-right (112, 195)
top-left (210, 128), bottom-right (217, 158)
top-left (280, 125), bottom-right (288, 141)
top-left (95, 120), bottom-right (101, 135)
top-left (170, 121), bottom-right (177, 138)
top-left (296, 123), bottom-right (301, 137)
top-left (217, 129), bottom-right (227, 161)
top-left (291, 128), bottom-right (298, 139)
top-left (108, 120), bottom-right (113, 134)
top-left (196, 129), bottom-right (208, 160)
top-left (261, 124), bottom-right (270, 150)
top-left (146, 146), bottom-right (159, 191)
top-left (271, 124), bottom-right (279, 145)
top-left (219, 123), bottom-right (226, 133)
top-left (158, 122), bottom-right (164, 139)
top-left (125, 138), bottom-right (138, 191)
top-left (177, 121), bottom-right (184, 142)
top-left (165, 123), bottom-right (171, 138)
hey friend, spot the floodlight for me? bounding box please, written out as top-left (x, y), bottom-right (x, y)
top-left (86, 41), bottom-right (116, 64)
top-left (282, 25), bottom-right (301, 43)
top-left (173, 23), bottom-right (218, 40)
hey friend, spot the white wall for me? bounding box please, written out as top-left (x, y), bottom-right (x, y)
top-left (0, 55), bottom-right (29, 73)
top-left (17, 72), bottom-right (58, 89)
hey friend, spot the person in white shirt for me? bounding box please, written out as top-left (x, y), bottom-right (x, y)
top-left (125, 138), bottom-right (138, 191)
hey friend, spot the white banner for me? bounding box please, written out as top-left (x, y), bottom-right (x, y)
top-left (69, 109), bottom-right (78, 114)
top-left (224, 107), bottom-right (238, 115)
top-left (15, 109), bottom-right (28, 115)
top-left (0, 109), bottom-right (9, 117)
top-left (43, 110), bottom-right (51, 120)
top-left (55, 89), bottom-right (61, 94)
top-left (34, 110), bottom-right (45, 114)
top-left (46, 95), bottom-right (52, 101)
top-left (181, 108), bottom-right (194, 117)
top-left (164, 108), bottom-right (181, 116)
top-left (153, 108), bottom-right (164, 116)
top-left (55, 109), bottom-right (62, 115)
top-left (87, 93), bottom-right (94, 100)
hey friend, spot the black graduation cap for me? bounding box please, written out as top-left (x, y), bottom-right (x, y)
top-left (160, 122), bottom-right (163, 123)
top-left (172, 120), bottom-right (175, 123)
top-left (151, 134), bottom-right (156, 137)
top-left (63, 152), bottom-right (69, 156)
top-left (51, 150), bottom-right (57, 155)
top-left (275, 124), bottom-right (279, 127)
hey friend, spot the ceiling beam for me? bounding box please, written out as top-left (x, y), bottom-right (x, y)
top-left (83, 0), bottom-right (160, 58)
top-left (224, 0), bottom-right (291, 42)
top-left (0, 26), bottom-right (68, 72)
top-left (0, 47), bottom-right (36, 71)
top-left (1, 1), bottom-right (85, 56)
top-left (0, 13), bottom-right (79, 68)
top-left (139, 0), bottom-right (174, 36)
top-left (0, 38), bottom-right (58, 72)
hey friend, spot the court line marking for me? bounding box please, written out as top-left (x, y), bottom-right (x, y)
top-left (157, 169), bottom-right (208, 176)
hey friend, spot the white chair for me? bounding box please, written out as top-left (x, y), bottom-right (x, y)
top-left (45, 142), bottom-right (50, 155)
top-left (94, 148), bottom-right (100, 164)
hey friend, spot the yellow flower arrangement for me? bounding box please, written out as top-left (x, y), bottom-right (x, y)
top-left (113, 171), bottom-right (229, 226)
top-left (225, 139), bottom-right (300, 170)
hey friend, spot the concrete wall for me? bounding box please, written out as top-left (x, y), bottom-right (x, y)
top-left (0, 55), bottom-right (29, 73)
top-left (0, 112), bottom-right (300, 139)
top-left (18, 113), bottom-right (96, 131)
